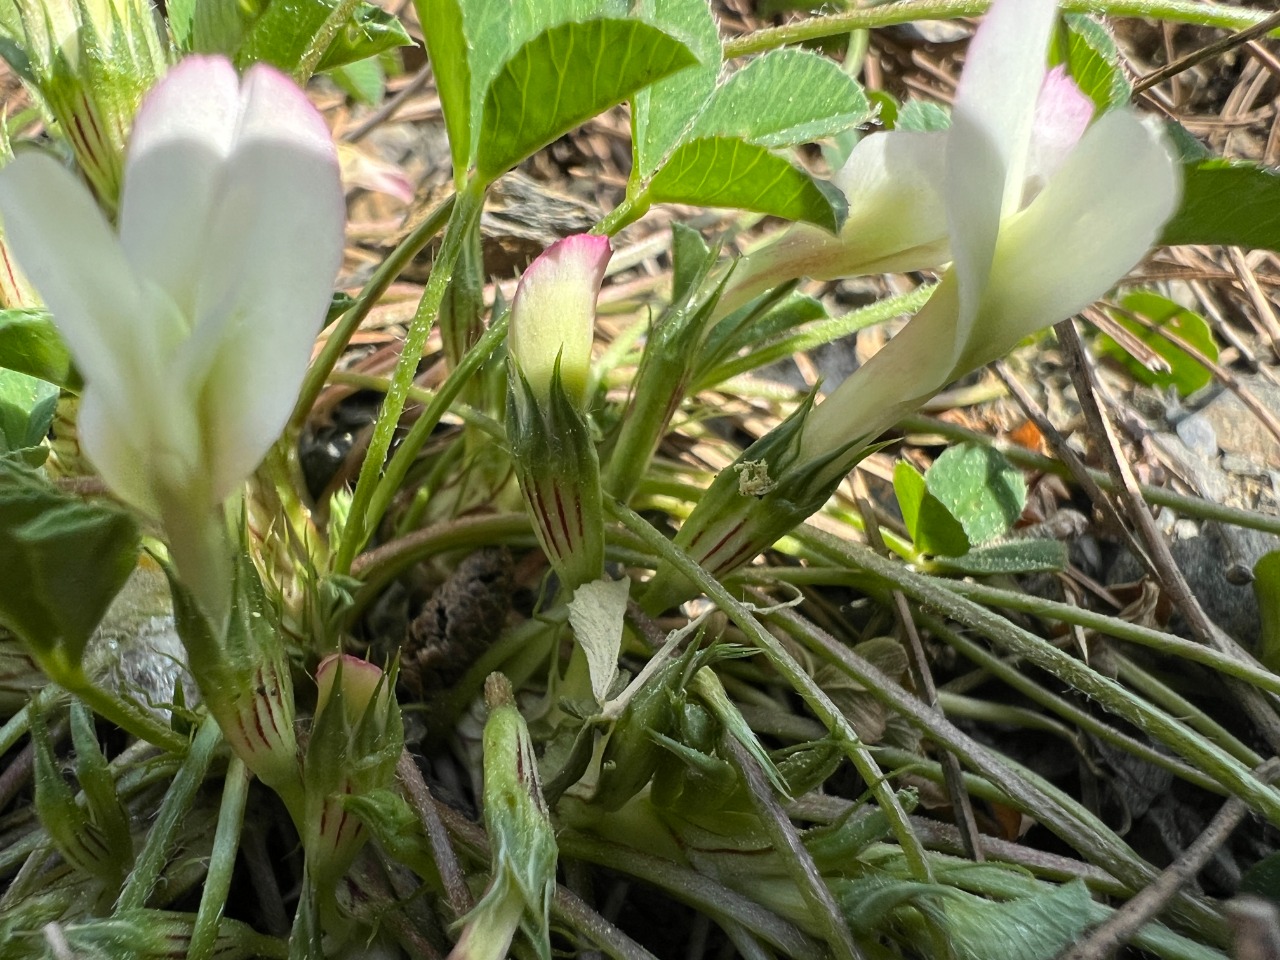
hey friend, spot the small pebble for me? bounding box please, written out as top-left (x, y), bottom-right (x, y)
top-left (1175, 413), bottom-right (1218, 458)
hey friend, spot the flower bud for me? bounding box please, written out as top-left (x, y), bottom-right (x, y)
top-left (11, 0), bottom-right (167, 211)
top-left (303, 654), bottom-right (403, 892)
top-left (504, 235), bottom-right (612, 591)
top-left (507, 363), bottom-right (606, 591)
top-left (31, 701), bottom-right (133, 895)
top-left (508, 234), bottom-right (610, 407)
top-left (448, 673), bottom-right (557, 960)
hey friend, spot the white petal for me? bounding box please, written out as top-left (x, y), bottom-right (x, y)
top-left (509, 233), bottom-right (611, 405)
top-left (75, 379), bottom-right (168, 515)
top-left (956, 109), bottom-right (1180, 374)
top-left (951, 0), bottom-right (1058, 214)
top-left (0, 153), bottom-right (145, 387)
top-left (799, 273), bottom-right (961, 460)
top-left (180, 62), bottom-right (346, 503)
top-left (0, 153), bottom-right (178, 472)
top-left (119, 55), bottom-right (242, 321)
top-left (946, 0), bottom-right (1057, 349)
top-left (832, 129), bottom-right (950, 271)
top-left (72, 287), bottom-right (204, 517)
top-left (719, 130), bottom-right (950, 315)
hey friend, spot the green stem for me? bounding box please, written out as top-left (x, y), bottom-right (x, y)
top-left (594, 194), bottom-right (650, 238)
top-left (327, 372), bottom-right (505, 439)
top-left (802, 529), bottom-right (1280, 829)
top-left (291, 194), bottom-right (457, 438)
top-left (1112, 653), bottom-right (1262, 768)
top-left (189, 757), bottom-right (250, 960)
top-left (722, 0), bottom-right (1280, 58)
top-left (295, 0), bottom-right (360, 80)
top-left (606, 499), bottom-right (935, 884)
top-left (335, 179), bottom-right (486, 573)
top-left (66, 674), bottom-right (187, 753)
top-left (723, 735), bottom-right (864, 960)
top-left (939, 578), bottom-right (1280, 698)
top-left (349, 513), bottom-right (536, 615)
top-left (363, 311), bottom-right (510, 538)
top-left (920, 613), bottom-right (1229, 794)
top-left (116, 713), bottom-right (221, 911)
top-left (776, 607), bottom-right (1227, 943)
top-left (759, 560), bottom-right (1258, 680)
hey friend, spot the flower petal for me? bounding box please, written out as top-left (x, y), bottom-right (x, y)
top-left (946, 0), bottom-right (1057, 353)
top-left (316, 654), bottom-right (388, 726)
top-left (0, 152), bottom-right (145, 384)
top-left (0, 154), bottom-right (159, 500)
top-left (119, 55), bottom-right (242, 321)
top-left (0, 152), bottom-right (208, 514)
top-left (177, 62), bottom-right (346, 503)
top-left (509, 233), bottom-right (612, 405)
top-left (799, 273), bottom-right (962, 461)
top-left (76, 358), bottom-right (205, 517)
top-left (957, 109), bottom-right (1180, 374)
top-left (1024, 66), bottom-right (1094, 197)
top-left (719, 130), bottom-right (951, 315)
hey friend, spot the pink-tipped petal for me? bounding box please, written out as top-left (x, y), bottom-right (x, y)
top-left (509, 234), bottom-right (611, 404)
top-left (316, 654), bottom-right (388, 725)
top-left (177, 61), bottom-right (345, 503)
top-left (961, 109), bottom-right (1180, 374)
top-left (119, 56), bottom-right (242, 319)
top-left (1024, 66), bottom-right (1095, 198)
top-left (338, 142), bottom-right (416, 203)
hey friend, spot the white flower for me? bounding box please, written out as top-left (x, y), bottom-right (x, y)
top-left (0, 55), bottom-right (345, 523)
top-left (509, 233), bottom-right (612, 406)
top-left (789, 0), bottom-right (1181, 460)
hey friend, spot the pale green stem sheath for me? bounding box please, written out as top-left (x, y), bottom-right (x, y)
top-left (606, 499), bottom-right (934, 884)
top-left (189, 757), bottom-right (250, 960)
top-left (336, 179), bottom-right (486, 573)
top-left (557, 832), bottom-right (821, 957)
top-left (449, 891), bottom-right (524, 960)
top-left (116, 713), bottom-right (221, 911)
top-left (723, 0), bottom-right (1280, 58)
